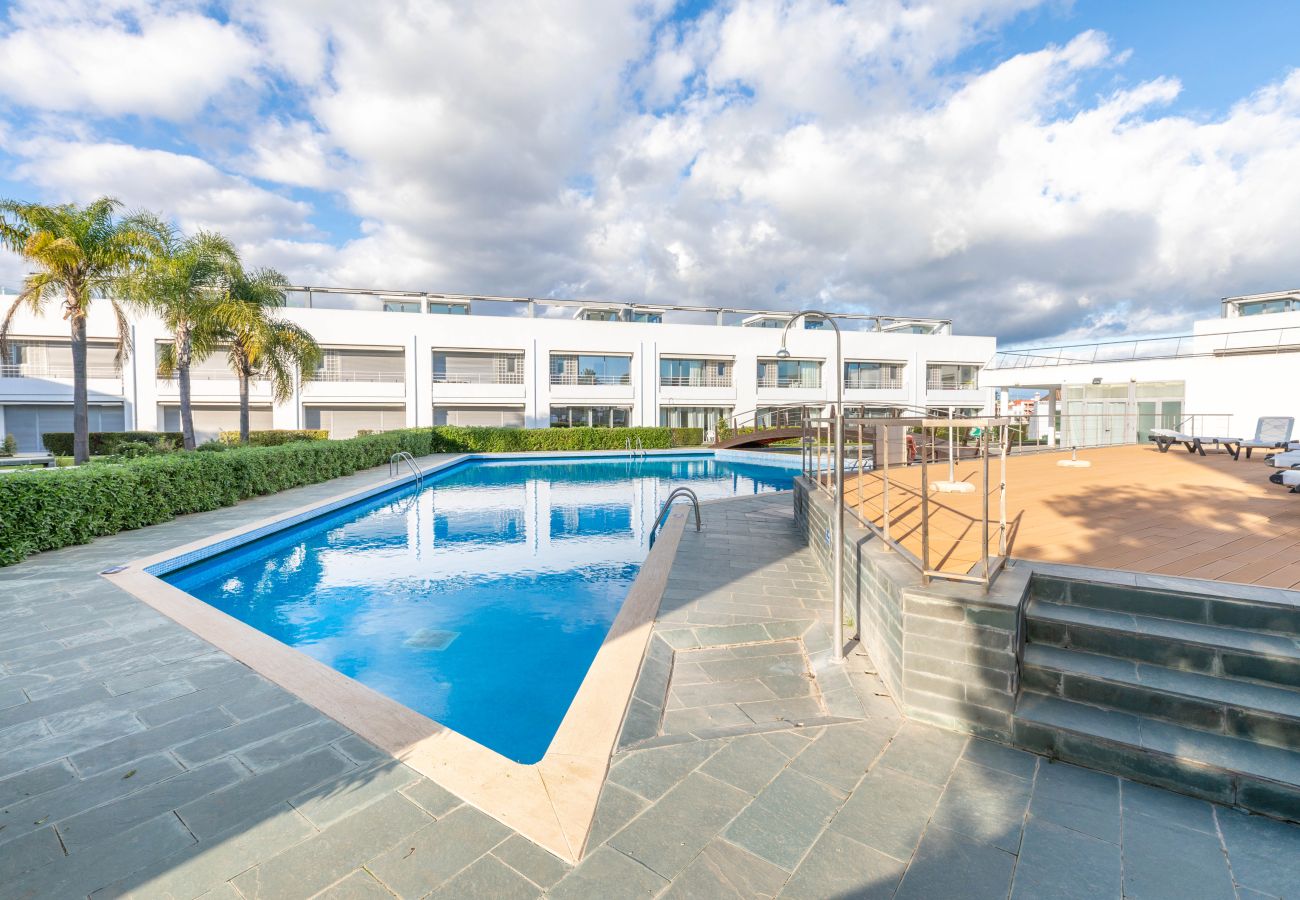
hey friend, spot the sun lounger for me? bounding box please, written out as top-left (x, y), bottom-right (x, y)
top-left (1149, 429), bottom-right (1202, 454)
top-left (1270, 450), bottom-right (1300, 469)
top-left (1269, 468), bottom-right (1300, 492)
top-left (1217, 417), bottom-right (1295, 460)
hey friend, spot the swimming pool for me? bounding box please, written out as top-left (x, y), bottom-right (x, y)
top-left (159, 453), bottom-right (794, 763)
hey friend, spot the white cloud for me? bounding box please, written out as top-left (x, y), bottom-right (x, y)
top-left (0, 4), bottom-right (259, 119)
top-left (1, 0), bottom-right (1299, 343)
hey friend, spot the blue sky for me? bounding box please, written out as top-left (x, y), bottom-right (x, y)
top-left (0, 0), bottom-right (1297, 343)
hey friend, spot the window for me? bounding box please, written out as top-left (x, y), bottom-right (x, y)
top-left (433, 405), bottom-right (525, 427)
top-left (1236, 298), bottom-right (1298, 316)
top-left (844, 361), bottom-right (904, 389)
top-left (577, 308), bottom-right (622, 321)
top-left (549, 354), bottom-right (632, 385)
top-left (431, 351), bottom-right (524, 384)
top-left (382, 300), bottom-right (422, 314)
top-left (3, 340), bottom-right (118, 378)
top-left (317, 348), bottom-right (405, 383)
top-left (155, 342), bottom-right (234, 380)
top-left (659, 406), bottom-right (733, 429)
top-left (5, 403), bottom-right (125, 452)
top-left (304, 405), bottom-right (407, 438)
top-left (844, 406), bottom-right (902, 419)
top-left (659, 358), bottom-right (732, 387)
top-left (427, 301), bottom-right (470, 315)
top-left (549, 406), bottom-right (631, 427)
top-left (926, 363), bottom-right (980, 390)
top-left (628, 311), bottom-right (662, 323)
top-left (757, 359), bottom-right (822, 388)
top-left (159, 404), bottom-right (272, 442)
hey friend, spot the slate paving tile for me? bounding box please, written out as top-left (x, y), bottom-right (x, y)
top-left (92, 807), bottom-right (317, 900)
top-left (177, 746), bottom-right (354, 839)
top-left (71, 706), bottom-right (237, 777)
top-left (0, 709), bottom-right (144, 780)
top-left (59, 758), bottom-right (248, 852)
top-left (737, 696), bottom-right (824, 726)
top-left (929, 759), bottom-right (1032, 853)
top-left (173, 702), bottom-right (321, 767)
top-left (0, 682), bottom-right (110, 731)
top-left (332, 734), bottom-right (389, 767)
top-left (759, 728), bottom-right (817, 759)
top-left (133, 671), bottom-right (267, 726)
top-left (234, 718), bottom-right (350, 772)
top-left (586, 782), bottom-right (649, 849)
top-left (699, 733), bottom-right (792, 794)
top-left (7, 811), bottom-right (197, 900)
top-left (894, 825), bottom-right (1016, 900)
top-left (662, 703), bottom-right (753, 734)
top-left (1121, 779), bottom-right (1219, 835)
top-left (0, 718), bottom-right (50, 754)
top-left (1028, 761), bottom-right (1121, 844)
top-left (427, 854), bottom-right (540, 900)
top-left (0, 758), bottom-right (78, 809)
top-left (789, 721), bottom-right (892, 793)
top-left (1213, 808), bottom-right (1300, 899)
top-left (366, 804), bottom-right (513, 898)
top-left (963, 738), bottom-right (1040, 780)
top-left (1010, 817), bottom-right (1121, 900)
top-left (875, 721), bottom-right (968, 785)
top-left (0, 824), bottom-right (65, 881)
top-left (547, 847), bottom-right (668, 900)
top-left (291, 759), bottom-right (423, 829)
top-left (316, 869), bottom-right (395, 899)
top-left (42, 679), bottom-right (195, 736)
top-left (779, 828), bottom-right (906, 900)
top-left (725, 768), bottom-right (846, 871)
top-left (829, 766), bottom-right (943, 861)
top-left (609, 772), bottom-right (751, 879)
top-left (607, 740), bottom-right (721, 801)
top-left (1122, 815), bottom-right (1236, 900)
top-left (400, 778), bottom-right (461, 819)
top-left (232, 792), bottom-right (430, 899)
top-left (660, 837), bottom-right (789, 899)
top-left (492, 833), bottom-right (571, 889)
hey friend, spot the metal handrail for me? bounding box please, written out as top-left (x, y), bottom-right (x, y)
top-left (389, 451), bottom-right (422, 488)
top-left (634, 436), bottom-right (646, 458)
top-left (649, 487), bottom-right (702, 546)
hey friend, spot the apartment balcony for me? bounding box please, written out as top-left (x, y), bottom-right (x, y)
top-left (926, 378), bottom-right (979, 391)
top-left (549, 373), bottom-right (634, 401)
top-left (155, 374), bottom-right (273, 402)
top-left (432, 351), bottom-right (525, 400)
top-left (304, 369), bottom-right (406, 400)
top-left (0, 364), bottom-right (124, 402)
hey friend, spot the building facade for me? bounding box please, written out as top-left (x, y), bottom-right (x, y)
top-left (0, 287), bottom-right (995, 450)
top-left (983, 290), bottom-right (1300, 447)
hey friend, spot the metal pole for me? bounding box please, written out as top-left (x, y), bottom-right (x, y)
top-left (920, 425), bottom-right (931, 585)
top-left (982, 428), bottom-right (990, 586)
top-left (881, 423), bottom-right (891, 544)
top-left (948, 407), bottom-right (955, 483)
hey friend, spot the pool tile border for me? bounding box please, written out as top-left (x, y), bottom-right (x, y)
top-left (103, 451), bottom-right (707, 864)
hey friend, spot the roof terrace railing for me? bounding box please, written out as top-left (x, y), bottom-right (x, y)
top-left (989, 323), bottom-right (1300, 370)
top-left (280, 285), bottom-right (953, 334)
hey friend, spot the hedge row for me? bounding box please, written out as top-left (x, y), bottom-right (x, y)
top-left (42, 431), bottom-right (182, 456)
top-left (217, 429), bottom-right (330, 446)
top-left (0, 429), bottom-right (436, 567)
top-left (426, 426), bottom-right (703, 452)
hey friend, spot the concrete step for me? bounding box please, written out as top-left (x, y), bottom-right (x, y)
top-left (1026, 599), bottom-right (1300, 690)
top-left (1022, 643), bottom-right (1300, 751)
top-left (1028, 574), bottom-right (1300, 638)
top-left (1013, 694), bottom-right (1300, 823)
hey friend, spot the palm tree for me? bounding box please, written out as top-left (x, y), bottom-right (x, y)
top-left (217, 267), bottom-right (322, 444)
top-left (0, 197), bottom-right (156, 463)
top-left (126, 220), bottom-right (239, 450)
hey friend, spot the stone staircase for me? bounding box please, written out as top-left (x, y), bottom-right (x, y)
top-left (1012, 576), bottom-right (1300, 822)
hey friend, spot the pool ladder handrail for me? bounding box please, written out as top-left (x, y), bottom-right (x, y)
top-left (625, 436), bottom-right (648, 459)
top-left (649, 486), bottom-right (702, 546)
top-left (389, 451), bottom-right (423, 489)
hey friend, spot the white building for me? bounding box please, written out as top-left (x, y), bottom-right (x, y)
top-left (983, 290), bottom-right (1300, 447)
top-left (0, 287), bottom-right (995, 450)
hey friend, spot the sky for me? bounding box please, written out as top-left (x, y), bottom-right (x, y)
top-left (0, 0), bottom-right (1297, 346)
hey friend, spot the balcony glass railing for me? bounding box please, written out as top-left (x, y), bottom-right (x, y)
top-left (989, 323), bottom-right (1300, 370)
top-left (431, 371), bottom-right (524, 384)
top-left (550, 373), bottom-right (631, 386)
top-left (659, 374), bottom-right (733, 387)
top-left (2, 364), bottom-right (119, 379)
top-left (314, 370), bottom-right (406, 383)
top-left (756, 376), bottom-right (823, 388)
top-left (844, 376), bottom-right (903, 390)
top-left (926, 378), bottom-right (978, 391)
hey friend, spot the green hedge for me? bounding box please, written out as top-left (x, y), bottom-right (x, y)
top-left (427, 426), bottom-right (702, 452)
top-left (0, 428), bottom-right (436, 567)
top-left (218, 429), bottom-right (330, 447)
top-left (42, 431), bottom-right (182, 456)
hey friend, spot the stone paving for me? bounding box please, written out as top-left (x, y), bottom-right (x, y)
top-left (0, 465), bottom-right (1298, 898)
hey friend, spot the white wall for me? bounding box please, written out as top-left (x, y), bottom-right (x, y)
top-left (0, 297), bottom-right (996, 440)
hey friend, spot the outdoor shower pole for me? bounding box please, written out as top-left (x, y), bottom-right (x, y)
top-left (778, 311), bottom-right (845, 662)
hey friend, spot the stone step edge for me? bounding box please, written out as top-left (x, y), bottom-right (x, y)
top-left (1021, 644), bottom-right (1300, 747)
top-left (1027, 599), bottom-right (1300, 663)
top-left (1013, 697), bottom-right (1300, 824)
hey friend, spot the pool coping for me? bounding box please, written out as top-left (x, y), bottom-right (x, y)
top-left (101, 450), bottom-right (723, 864)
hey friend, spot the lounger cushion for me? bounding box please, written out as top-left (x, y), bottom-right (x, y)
top-left (1271, 450), bottom-right (1300, 468)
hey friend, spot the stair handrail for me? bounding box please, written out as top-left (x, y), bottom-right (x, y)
top-left (634, 435), bottom-right (646, 458)
top-left (649, 486), bottom-right (702, 546)
top-left (389, 451), bottom-right (423, 489)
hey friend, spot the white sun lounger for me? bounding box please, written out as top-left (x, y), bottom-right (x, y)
top-left (1219, 417), bottom-right (1296, 460)
top-left (1269, 468), bottom-right (1300, 492)
top-left (1270, 450), bottom-right (1300, 469)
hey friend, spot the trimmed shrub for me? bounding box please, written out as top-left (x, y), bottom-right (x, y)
top-left (0, 434), bottom-right (15, 457)
top-left (427, 426), bottom-right (703, 453)
top-left (42, 431), bottom-right (182, 456)
top-left (218, 429), bottom-right (330, 447)
top-left (0, 427), bottom-right (436, 566)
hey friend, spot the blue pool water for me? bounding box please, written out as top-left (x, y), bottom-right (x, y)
top-left (162, 454), bottom-right (794, 763)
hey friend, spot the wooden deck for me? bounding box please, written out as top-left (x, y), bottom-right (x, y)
top-left (838, 444), bottom-right (1300, 590)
